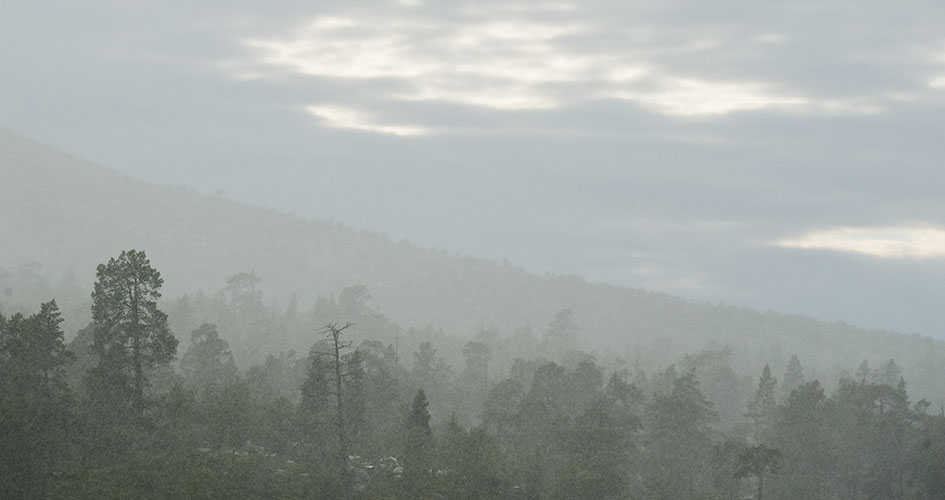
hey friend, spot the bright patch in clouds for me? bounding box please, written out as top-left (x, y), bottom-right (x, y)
top-left (777, 226), bottom-right (945, 259)
top-left (609, 78), bottom-right (807, 116)
top-left (244, 16), bottom-right (596, 111)
top-left (229, 8), bottom-right (900, 133)
top-left (753, 33), bottom-right (789, 45)
top-left (460, 3), bottom-right (576, 15)
top-left (306, 105), bottom-right (431, 136)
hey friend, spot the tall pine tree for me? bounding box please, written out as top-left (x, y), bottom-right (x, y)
top-left (746, 364), bottom-right (778, 443)
top-left (88, 249), bottom-right (177, 420)
top-left (405, 388), bottom-right (434, 494)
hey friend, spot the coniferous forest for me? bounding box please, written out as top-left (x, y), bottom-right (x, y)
top-left (4, 248), bottom-right (945, 500)
top-left (6, 0), bottom-right (945, 495)
top-left (6, 0), bottom-right (945, 497)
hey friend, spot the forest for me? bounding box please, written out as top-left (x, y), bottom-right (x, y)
top-left (5, 124), bottom-right (944, 407)
top-left (5, 0), bottom-right (945, 496)
top-left (3, 248), bottom-right (945, 500)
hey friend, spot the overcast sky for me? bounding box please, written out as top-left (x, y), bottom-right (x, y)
top-left (3, 1), bottom-right (945, 336)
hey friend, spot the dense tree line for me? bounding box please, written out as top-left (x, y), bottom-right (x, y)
top-left (3, 249), bottom-right (945, 499)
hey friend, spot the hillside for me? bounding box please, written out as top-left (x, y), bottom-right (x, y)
top-left (2, 126), bottom-right (943, 401)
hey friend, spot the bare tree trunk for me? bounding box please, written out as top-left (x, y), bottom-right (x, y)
top-left (757, 471), bottom-right (764, 500)
top-left (130, 283), bottom-right (144, 420)
top-left (328, 323), bottom-right (352, 500)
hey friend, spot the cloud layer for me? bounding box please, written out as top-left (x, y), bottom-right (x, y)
top-left (228, 2), bottom-right (943, 135)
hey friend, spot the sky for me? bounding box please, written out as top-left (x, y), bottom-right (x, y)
top-left (3, 0), bottom-right (945, 337)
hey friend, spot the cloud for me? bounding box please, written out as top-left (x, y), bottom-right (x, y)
top-left (240, 16), bottom-right (595, 111)
top-left (753, 33), bottom-right (788, 45)
top-left (230, 8), bottom-right (903, 127)
top-left (776, 226), bottom-right (945, 259)
top-left (607, 78), bottom-right (806, 116)
top-left (306, 105), bottom-right (433, 136)
top-left (459, 3), bottom-right (577, 16)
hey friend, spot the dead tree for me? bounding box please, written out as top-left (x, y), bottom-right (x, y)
top-left (314, 322), bottom-right (354, 500)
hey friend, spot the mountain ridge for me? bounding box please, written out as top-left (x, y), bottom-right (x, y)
top-left (2, 125), bottom-right (943, 401)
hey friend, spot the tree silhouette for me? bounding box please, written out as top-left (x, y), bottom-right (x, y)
top-left (736, 444), bottom-right (782, 500)
top-left (89, 249), bottom-right (177, 420)
top-left (405, 388), bottom-right (434, 494)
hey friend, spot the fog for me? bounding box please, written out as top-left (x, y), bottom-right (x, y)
top-left (2, 1), bottom-right (945, 499)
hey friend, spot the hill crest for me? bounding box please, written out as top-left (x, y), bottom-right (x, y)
top-left (2, 126), bottom-right (943, 402)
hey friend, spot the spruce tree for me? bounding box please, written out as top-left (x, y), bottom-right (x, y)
top-left (405, 388), bottom-right (434, 492)
top-left (0, 301), bottom-right (75, 498)
top-left (781, 354), bottom-right (805, 399)
top-left (746, 364), bottom-right (778, 443)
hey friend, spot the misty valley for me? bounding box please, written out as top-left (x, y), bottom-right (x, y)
top-left (2, 247), bottom-right (944, 500)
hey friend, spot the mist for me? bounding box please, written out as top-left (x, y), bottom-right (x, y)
top-left (3, 1), bottom-right (945, 499)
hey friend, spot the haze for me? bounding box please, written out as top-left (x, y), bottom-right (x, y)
top-left (8, 2), bottom-right (945, 500)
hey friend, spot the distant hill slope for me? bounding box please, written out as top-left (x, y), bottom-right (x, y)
top-left (2, 126), bottom-right (943, 400)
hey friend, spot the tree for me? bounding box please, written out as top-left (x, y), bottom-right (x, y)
top-left (832, 378), bottom-right (912, 500)
top-left (339, 285), bottom-right (372, 320)
top-left (462, 340), bottom-right (491, 392)
top-left (514, 362), bottom-right (574, 498)
top-left (483, 378), bottom-right (525, 447)
top-left (544, 308), bottom-right (578, 358)
top-left (770, 381), bottom-right (831, 500)
top-left (781, 354), bottom-right (805, 400)
top-left (912, 406), bottom-right (945, 499)
top-left (180, 323), bottom-right (237, 393)
top-left (224, 271), bottom-right (263, 314)
top-left (438, 417), bottom-right (508, 500)
top-left (645, 368), bottom-right (718, 499)
top-left (746, 364), bottom-right (778, 443)
top-left (736, 444), bottom-right (783, 500)
top-left (0, 301), bottom-right (75, 498)
top-left (565, 358), bottom-right (605, 417)
top-left (354, 340), bottom-right (405, 455)
top-left (552, 385), bottom-right (641, 500)
top-left (222, 271), bottom-right (269, 363)
top-left (340, 348), bottom-right (366, 450)
top-left (304, 322), bottom-right (357, 500)
top-left (405, 388), bottom-right (434, 492)
top-left (876, 359), bottom-right (902, 387)
top-left (2, 300), bottom-right (74, 381)
top-left (412, 341), bottom-right (452, 395)
top-left (855, 359), bottom-right (872, 382)
top-left (89, 249), bottom-right (178, 420)
top-left (301, 350), bottom-right (331, 418)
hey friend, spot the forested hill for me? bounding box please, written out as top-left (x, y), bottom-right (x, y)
top-left (1, 126), bottom-right (943, 399)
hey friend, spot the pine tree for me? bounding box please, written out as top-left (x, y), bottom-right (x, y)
top-left (735, 444), bottom-right (783, 500)
top-left (781, 354), bottom-right (805, 399)
top-left (543, 308), bottom-right (578, 358)
top-left (855, 359), bottom-right (872, 382)
top-left (746, 364), bottom-right (778, 443)
top-left (88, 249), bottom-right (178, 420)
top-left (180, 323), bottom-right (237, 393)
top-left (318, 322), bottom-right (355, 500)
top-left (876, 359), bottom-right (902, 387)
top-left (0, 301), bottom-right (75, 498)
top-left (405, 388), bottom-right (434, 494)
top-left (645, 368), bottom-right (718, 499)
top-left (412, 341), bottom-right (451, 394)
